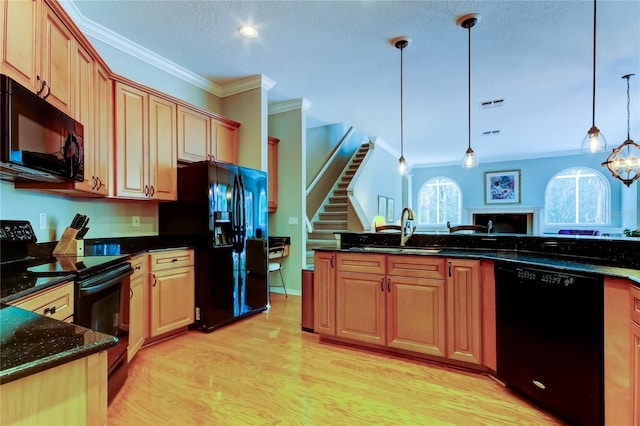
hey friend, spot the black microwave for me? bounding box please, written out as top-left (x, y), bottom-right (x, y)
top-left (1, 74), bottom-right (84, 182)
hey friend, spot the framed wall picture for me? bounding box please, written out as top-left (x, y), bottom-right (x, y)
top-left (485, 170), bottom-right (521, 204)
top-left (378, 195), bottom-right (388, 217)
top-left (387, 198), bottom-right (394, 223)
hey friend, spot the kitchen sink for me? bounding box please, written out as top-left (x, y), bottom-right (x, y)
top-left (354, 247), bottom-right (441, 254)
top-left (361, 247), bottom-right (400, 253)
top-left (399, 248), bottom-right (441, 254)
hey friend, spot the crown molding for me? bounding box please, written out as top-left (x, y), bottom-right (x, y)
top-left (59, 0), bottom-right (277, 99)
top-left (221, 75), bottom-right (276, 97)
top-left (269, 99), bottom-right (311, 115)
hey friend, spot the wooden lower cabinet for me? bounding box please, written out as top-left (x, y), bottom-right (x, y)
top-left (9, 281), bottom-right (74, 322)
top-left (148, 249), bottom-right (195, 338)
top-left (127, 255), bottom-right (147, 362)
top-left (632, 284), bottom-right (640, 426)
top-left (336, 270), bottom-right (385, 345)
top-left (386, 274), bottom-right (446, 357)
top-left (330, 252), bottom-right (481, 365)
top-left (446, 259), bottom-right (482, 364)
top-left (313, 251), bottom-right (336, 336)
top-left (1, 351), bottom-right (108, 426)
top-left (633, 320), bottom-right (640, 426)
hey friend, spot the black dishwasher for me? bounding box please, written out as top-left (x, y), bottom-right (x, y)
top-left (495, 261), bottom-right (604, 426)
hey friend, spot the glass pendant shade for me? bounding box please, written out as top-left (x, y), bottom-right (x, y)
top-left (582, 125), bottom-right (607, 153)
top-left (462, 147), bottom-right (478, 168)
top-left (397, 156), bottom-right (409, 175)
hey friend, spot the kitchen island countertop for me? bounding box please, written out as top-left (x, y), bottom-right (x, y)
top-left (0, 303), bottom-right (117, 384)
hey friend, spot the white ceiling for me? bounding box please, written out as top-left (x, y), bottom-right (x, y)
top-left (62, 0), bottom-right (639, 167)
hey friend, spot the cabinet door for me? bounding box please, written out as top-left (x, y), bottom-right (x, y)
top-left (0, 0), bottom-right (39, 90)
top-left (149, 95), bottom-right (177, 200)
top-left (115, 82), bottom-right (148, 199)
top-left (446, 259), bottom-right (482, 364)
top-left (176, 105), bottom-right (209, 162)
top-left (149, 266), bottom-right (194, 337)
top-left (313, 252), bottom-right (336, 336)
top-left (633, 320), bottom-right (640, 426)
top-left (128, 256), bottom-right (147, 362)
top-left (336, 271), bottom-right (385, 345)
top-left (386, 275), bottom-right (446, 357)
top-left (267, 136), bottom-right (279, 212)
top-left (91, 64), bottom-right (112, 196)
top-left (41, 4), bottom-right (74, 114)
top-left (212, 120), bottom-right (238, 164)
top-left (72, 43), bottom-right (95, 193)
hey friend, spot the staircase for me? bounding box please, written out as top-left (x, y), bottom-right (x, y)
top-left (306, 144), bottom-right (370, 265)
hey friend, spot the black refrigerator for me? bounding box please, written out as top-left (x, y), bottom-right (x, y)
top-left (159, 161), bottom-right (269, 332)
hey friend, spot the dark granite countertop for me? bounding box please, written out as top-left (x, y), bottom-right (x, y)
top-left (325, 246), bottom-right (640, 285)
top-left (0, 274), bottom-right (76, 304)
top-left (0, 303), bottom-right (117, 384)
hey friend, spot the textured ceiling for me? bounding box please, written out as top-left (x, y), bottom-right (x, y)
top-left (63, 0), bottom-right (639, 167)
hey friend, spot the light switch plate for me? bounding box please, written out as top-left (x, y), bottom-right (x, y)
top-left (288, 217), bottom-right (298, 225)
top-left (39, 213), bottom-right (46, 229)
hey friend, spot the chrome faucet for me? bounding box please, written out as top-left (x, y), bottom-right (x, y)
top-left (400, 207), bottom-right (416, 246)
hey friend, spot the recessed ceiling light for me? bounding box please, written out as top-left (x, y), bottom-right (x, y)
top-left (239, 25), bottom-right (258, 38)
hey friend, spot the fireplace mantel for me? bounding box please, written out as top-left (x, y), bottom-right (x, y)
top-left (467, 206), bottom-right (540, 234)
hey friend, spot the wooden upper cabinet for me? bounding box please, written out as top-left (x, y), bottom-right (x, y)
top-left (114, 82), bottom-right (148, 200)
top-left (1, 0), bottom-right (40, 89)
top-left (40, 2), bottom-right (74, 115)
top-left (268, 136), bottom-right (279, 212)
top-left (1, 0), bottom-right (73, 115)
top-left (148, 95), bottom-right (177, 201)
top-left (114, 82), bottom-right (177, 201)
top-left (177, 105), bottom-right (239, 164)
top-left (177, 105), bottom-right (210, 162)
top-left (212, 119), bottom-right (238, 164)
top-left (91, 64), bottom-right (112, 196)
top-left (72, 42), bottom-right (95, 194)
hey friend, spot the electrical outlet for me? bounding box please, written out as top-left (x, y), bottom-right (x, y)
top-left (132, 216), bottom-right (140, 227)
top-left (40, 213), bottom-right (47, 229)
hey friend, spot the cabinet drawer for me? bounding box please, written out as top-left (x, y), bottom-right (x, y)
top-left (336, 253), bottom-right (385, 274)
top-left (10, 282), bottom-right (74, 321)
top-left (386, 255), bottom-right (445, 279)
top-left (149, 249), bottom-right (194, 271)
top-left (130, 255), bottom-right (147, 280)
top-left (632, 285), bottom-right (640, 325)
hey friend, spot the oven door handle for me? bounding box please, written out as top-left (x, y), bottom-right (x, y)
top-left (78, 268), bottom-right (133, 296)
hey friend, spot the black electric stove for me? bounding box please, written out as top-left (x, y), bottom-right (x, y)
top-left (0, 219), bottom-right (132, 404)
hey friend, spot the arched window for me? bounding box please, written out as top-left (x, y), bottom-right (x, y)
top-left (417, 177), bottom-right (462, 225)
top-left (545, 167), bottom-right (610, 225)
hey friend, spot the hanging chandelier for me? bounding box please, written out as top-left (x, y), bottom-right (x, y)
top-left (392, 36), bottom-right (411, 175)
top-left (458, 13), bottom-right (479, 168)
top-left (582, 0), bottom-right (607, 153)
top-left (601, 74), bottom-right (640, 187)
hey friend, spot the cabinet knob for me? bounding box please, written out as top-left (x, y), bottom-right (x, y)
top-left (149, 185), bottom-right (155, 197)
top-left (44, 306), bottom-right (56, 315)
top-left (380, 278), bottom-right (384, 292)
top-left (144, 185), bottom-right (150, 196)
top-left (152, 274), bottom-right (157, 287)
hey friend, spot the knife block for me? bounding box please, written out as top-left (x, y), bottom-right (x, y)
top-left (52, 227), bottom-right (84, 256)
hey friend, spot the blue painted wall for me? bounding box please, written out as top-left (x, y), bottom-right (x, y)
top-left (411, 152), bottom-right (639, 235)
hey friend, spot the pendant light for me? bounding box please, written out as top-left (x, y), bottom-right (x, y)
top-left (392, 36), bottom-right (411, 175)
top-left (601, 74), bottom-right (640, 187)
top-left (458, 14), bottom-right (479, 168)
top-left (582, 0), bottom-right (607, 153)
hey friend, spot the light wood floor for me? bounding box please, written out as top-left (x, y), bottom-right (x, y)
top-left (108, 293), bottom-right (564, 425)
